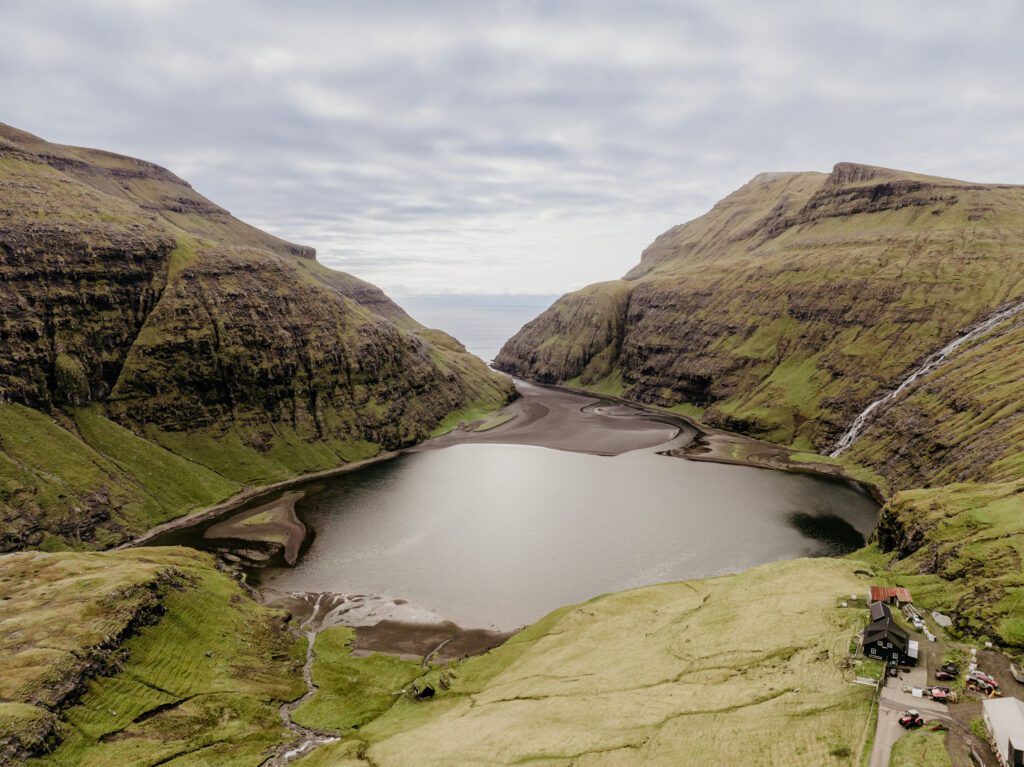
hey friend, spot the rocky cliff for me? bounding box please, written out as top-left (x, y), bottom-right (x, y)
top-left (496, 163), bottom-right (1024, 491)
top-left (0, 124), bottom-right (511, 550)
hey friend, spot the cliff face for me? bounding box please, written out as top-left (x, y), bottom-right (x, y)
top-left (496, 163), bottom-right (1024, 490)
top-left (0, 124), bottom-right (511, 550)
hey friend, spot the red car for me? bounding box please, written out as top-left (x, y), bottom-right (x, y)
top-left (967, 671), bottom-right (999, 694)
top-left (899, 709), bottom-right (925, 729)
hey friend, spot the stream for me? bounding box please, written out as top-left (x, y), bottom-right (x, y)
top-left (831, 298), bottom-right (1024, 455)
top-left (261, 594), bottom-right (339, 766)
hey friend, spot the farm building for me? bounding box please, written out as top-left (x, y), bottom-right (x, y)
top-left (868, 586), bottom-right (913, 606)
top-left (862, 601), bottom-right (919, 666)
top-left (983, 697), bottom-right (1024, 767)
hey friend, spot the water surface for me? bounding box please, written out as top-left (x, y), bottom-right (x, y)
top-left (246, 442), bottom-right (877, 629)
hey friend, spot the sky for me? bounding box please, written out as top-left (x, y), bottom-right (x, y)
top-left (2, 1), bottom-right (1023, 296)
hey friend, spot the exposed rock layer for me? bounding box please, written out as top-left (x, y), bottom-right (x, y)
top-left (0, 124), bottom-right (510, 549)
top-left (496, 163), bottom-right (1024, 490)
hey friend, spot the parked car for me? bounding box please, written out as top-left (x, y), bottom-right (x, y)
top-left (935, 663), bottom-right (959, 681)
top-left (899, 709), bottom-right (925, 729)
top-left (966, 671), bottom-right (999, 694)
top-left (929, 686), bottom-right (952, 702)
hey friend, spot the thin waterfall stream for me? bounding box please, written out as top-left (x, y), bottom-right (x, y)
top-left (831, 299), bottom-right (1024, 456)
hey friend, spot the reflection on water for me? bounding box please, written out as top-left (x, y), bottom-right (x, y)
top-left (786, 512), bottom-right (866, 556)
top-left (215, 443), bottom-right (879, 630)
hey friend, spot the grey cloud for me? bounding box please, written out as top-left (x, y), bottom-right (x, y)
top-left (2, 1), bottom-right (1023, 293)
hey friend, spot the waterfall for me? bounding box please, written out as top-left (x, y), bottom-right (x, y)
top-left (830, 299), bottom-right (1024, 456)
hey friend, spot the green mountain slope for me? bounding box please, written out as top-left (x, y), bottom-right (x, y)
top-left (0, 124), bottom-right (510, 550)
top-left (496, 163), bottom-right (1024, 491)
top-left (0, 547), bottom-right (306, 765)
top-left (296, 559), bottom-right (877, 767)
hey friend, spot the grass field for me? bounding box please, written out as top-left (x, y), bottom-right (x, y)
top-left (0, 548), bottom-right (305, 766)
top-left (291, 627), bottom-right (422, 735)
top-left (296, 558), bottom-right (877, 767)
top-left (889, 728), bottom-right (953, 767)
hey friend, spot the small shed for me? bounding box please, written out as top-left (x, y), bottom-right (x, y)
top-left (983, 697), bottom-right (1024, 767)
top-left (869, 586), bottom-right (913, 606)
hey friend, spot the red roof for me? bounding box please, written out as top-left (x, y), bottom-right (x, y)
top-left (870, 586), bottom-right (912, 603)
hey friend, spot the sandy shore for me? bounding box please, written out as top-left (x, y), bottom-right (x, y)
top-left (120, 450), bottom-right (399, 549)
top-left (204, 491), bottom-right (307, 565)
top-left (492, 379), bottom-right (883, 500)
top-left (262, 590), bottom-right (511, 662)
top-left (413, 380), bottom-right (687, 455)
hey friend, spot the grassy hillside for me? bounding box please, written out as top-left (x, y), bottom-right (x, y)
top-left (0, 123), bottom-right (511, 550)
top-left (0, 547), bottom-right (305, 765)
top-left (844, 309), bottom-right (1024, 489)
top-left (858, 479), bottom-right (1024, 647)
top-left (496, 163), bottom-right (1024, 492)
top-left (294, 559), bottom-right (876, 767)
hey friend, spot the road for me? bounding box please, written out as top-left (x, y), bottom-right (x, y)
top-left (869, 665), bottom-right (950, 767)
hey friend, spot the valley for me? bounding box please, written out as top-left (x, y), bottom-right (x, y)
top-left (2, 129), bottom-right (1024, 767)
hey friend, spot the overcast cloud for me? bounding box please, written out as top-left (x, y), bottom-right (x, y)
top-left (2, 1), bottom-right (1023, 294)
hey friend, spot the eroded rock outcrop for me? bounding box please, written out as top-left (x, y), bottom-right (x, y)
top-left (497, 163), bottom-right (1024, 490)
top-left (0, 124), bottom-right (511, 549)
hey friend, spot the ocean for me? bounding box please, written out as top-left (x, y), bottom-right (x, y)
top-left (396, 293), bottom-right (559, 364)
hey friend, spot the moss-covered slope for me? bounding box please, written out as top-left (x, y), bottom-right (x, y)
top-left (496, 163), bottom-right (1024, 491)
top-left (861, 479), bottom-right (1024, 647)
top-left (295, 558), bottom-right (876, 767)
top-left (0, 547), bottom-right (306, 766)
top-left (0, 124), bottom-right (511, 550)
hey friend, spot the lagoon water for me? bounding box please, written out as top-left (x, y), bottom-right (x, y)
top-left (253, 441), bottom-right (877, 630)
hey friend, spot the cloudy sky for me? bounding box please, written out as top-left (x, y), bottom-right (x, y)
top-left (3, 1), bottom-right (1022, 295)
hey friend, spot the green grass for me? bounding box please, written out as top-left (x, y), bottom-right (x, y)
top-left (429, 404), bottom-right (504, 437)
top-left (889, 728), bottom-right (952, 767)
top-left (787, 451), bottom-right (889, 494)
top-left (72, 405), bottom-right (239, 522)
top-left (0, 547), bottom-right (305, 766)
top-left (291, 627), bottom-right (423, 735)
top-left (0, 403), bottom-right (241, 550)
top-left (571, 369), bottom-right (627, 398)
top-left (663, 401), bottom-right (707, 419)
top-left (299, 559), bottom-right (877, 766)
top-left (861, 479), bottom-right (1024, 646)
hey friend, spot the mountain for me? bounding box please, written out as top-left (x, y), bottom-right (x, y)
top-left (496, 163), bottom-right (1024, 491)
top-left (0, 124), bottom-right (511, 551)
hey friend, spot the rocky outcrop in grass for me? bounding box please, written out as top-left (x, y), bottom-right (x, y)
top-left (0, 548), bottom-right (306, 765)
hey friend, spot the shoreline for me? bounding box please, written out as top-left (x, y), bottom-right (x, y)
top-left (125, 377), bottom-right (883, 555)
top-left (524, 379), bottom-right (888, 504)
top-left (117, 380), bottom-right (885, 661)
top-left (119, 450), bottom-right (400, 549)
